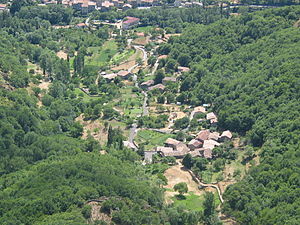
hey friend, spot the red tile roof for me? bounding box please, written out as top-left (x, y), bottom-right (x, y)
top-left (123, 17), bottom-right (140, 24)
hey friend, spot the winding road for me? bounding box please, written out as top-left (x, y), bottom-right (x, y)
top-left (187, 167), bottom-right (224, 203)
top-left (127, 44), bottom-right (149, 144)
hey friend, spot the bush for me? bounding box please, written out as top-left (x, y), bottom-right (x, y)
top-left (81, 205), bottom-right (92, 219)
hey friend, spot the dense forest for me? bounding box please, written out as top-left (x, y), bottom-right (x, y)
top-left (92, 6), bottom-right (226, 33)
top-left (0, 0), bottom-right (300, 224)
top-left (240, 0), bottom-right (300, 5)
top-left (158, 5), bottom-right (300, 224)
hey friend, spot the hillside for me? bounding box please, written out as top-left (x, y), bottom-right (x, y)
top-left (0, 1), bottom-right (300, 225)
top-left (158, 6), bottom-right (300, 224)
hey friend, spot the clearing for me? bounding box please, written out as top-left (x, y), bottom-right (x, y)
top-left (135, 129), bottom-right (175, 150)
top-left (56, 50), bottom-right (68, 60)
top-left (132, 36), bottom-right (149, 46)
top-left (85, 40), bottom-right (118, 68)
top-left (76, 114), bottom-right (129, 145)
top-left (164, 163), bottom-right (203, 196)
top-left (164, 162), bottom-right (220, 208)
top-left (111, 47), bottom-right (143, 71)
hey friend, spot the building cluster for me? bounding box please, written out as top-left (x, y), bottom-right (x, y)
top-left (174, 0), bottom-right (203, 8)
top-left (41, 0), bottom-right (161, 13)
top-left (122, 16), bottom-right (140, 29)
top-left (140, 59), bottom-right (190, 92)
top-left (100, 70), bottom-right (132, 80)
top-left (156, 129), bottom-right (232, 160)
top-left (152, 106), bottom-right (233, 161)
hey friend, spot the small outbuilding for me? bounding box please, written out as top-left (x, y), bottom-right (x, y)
top-left (220, 130), bottom-right (233, 142)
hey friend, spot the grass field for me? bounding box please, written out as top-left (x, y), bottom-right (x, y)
top-left (172, 191), bottom-right (221, 212)
top-left (114, 86), bottom-right (143, 118)
top-left (132, 37), bottom-right (148, 46)
top-left (136, 130), bottom-right (175, 150)
top-left (111, 49), bottom-right (135, 65)
top-left (172, 192), bottom-right (204, 211)
top-left (85, 40), bottom-right (118, 68)
top-left (74, 88), bottom-right (102, 102)
top-left (134, 26), bottom-right (154, 33)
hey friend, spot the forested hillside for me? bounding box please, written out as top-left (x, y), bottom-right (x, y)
top-left (240, 0), bottom-right (300, 5)
top-left (0, 154), bottom-right (166, 224)
top-left (159, 6), bottom-right (300, 224)
top-left (0, 1), bottom-right (300, 224)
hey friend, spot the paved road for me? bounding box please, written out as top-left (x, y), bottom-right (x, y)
top-left (127, 44), bottom-right (149, 143)
top-left (142, 91), bottom-right (149, 116)
top-left (128, 45), bottom-right (147, 73)
top-left (151, 60), bottom-right (159, 75)
top-left (85, 17), bottom-right (90, 26)
top-left (135, 45), bottom-right (147, 61)
top-left (128, 123), bottom-right (138, 144)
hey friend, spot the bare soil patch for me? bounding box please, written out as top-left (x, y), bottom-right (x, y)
top-left (87, 201), bottom-right (112, 223)
top-left (76, 114), bottom-right (107, 144)
top-left (56, 50), bottom-right (68, 60)
top-left (111, 48), bottom-right (142, 71)
top-left (132, 36), bottom-right (149, 46)
top-left (164, 163), bottom-right (205, 200)
top-left (38, 80), bottom-right (51, 90)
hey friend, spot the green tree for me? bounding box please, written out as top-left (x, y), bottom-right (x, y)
top-left (81, 205), bottom-right (92, 219)
top-left (182, 154), bottom-right (193, 169)
top-left (154, 69), bottom-right (165, 84)
top-left (203, 192), bottom-right (215, 219)
top-left (174, 182), bottom-right (188, 196)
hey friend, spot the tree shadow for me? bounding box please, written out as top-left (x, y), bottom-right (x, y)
top-left (175, 194), bottom-right (186, 200)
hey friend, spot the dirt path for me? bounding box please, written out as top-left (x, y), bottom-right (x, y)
top-left (164, 162), bottom-right (224, 203)
top-left (164, 163), bottom-right (205, 199)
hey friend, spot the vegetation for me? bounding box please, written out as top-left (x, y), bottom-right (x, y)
top-left (162, 5), bottom-right (300, 224)
top-left (1, 1), bottom-right (300, 224)
top-left (174, 182), bottom-right (188, 196)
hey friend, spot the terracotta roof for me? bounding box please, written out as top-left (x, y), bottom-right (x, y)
top-left (158, 55), bottom-right (168, 60)
top-left (157, 146), bottom-right (186, 157)
top-left (123, 16), bottom-right (140, 24)
top-left (175, 143), bottom-right (189, 153)
top-left (210, 118), bottom-right (218, 124)
top-left (165, 138), bottom-right (180, 147)
top-left (76, 23), bottom-right (87, 27)
top-left (221, 130), bottom-right (232, 139)
top-left (148, 84), bottom-right (165, 91)
top-left (203, 139), bottom-right (220, 150)
top-left (102, 1), bottom-right (114, 7)
top-left (203, 148), bottom-right (212, 159)
top-left (189, 150), bottom-right (201, 157)
top-left (178, 66), bottom-right (190, 72)
top-left (103, 73), bottom-right (117, 80)
top-left (193, 106), bottom-right (206, 114)
top-left (117, 70), bottom-right (130, 77)
top-left (141, 80), bottom-right (154, 87)
top-left (208, 132), bottom-right (220, 141)
top-left (206, 112), bottom-right (217, 120)
top-left (163, 77), bottom-right (176, 82)
top-left (196, 130), bottom-right (210, 141)
top-left (188, 139), bottom-right (203, 150)
top-left (123, 4), bottom-right (132, 8)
